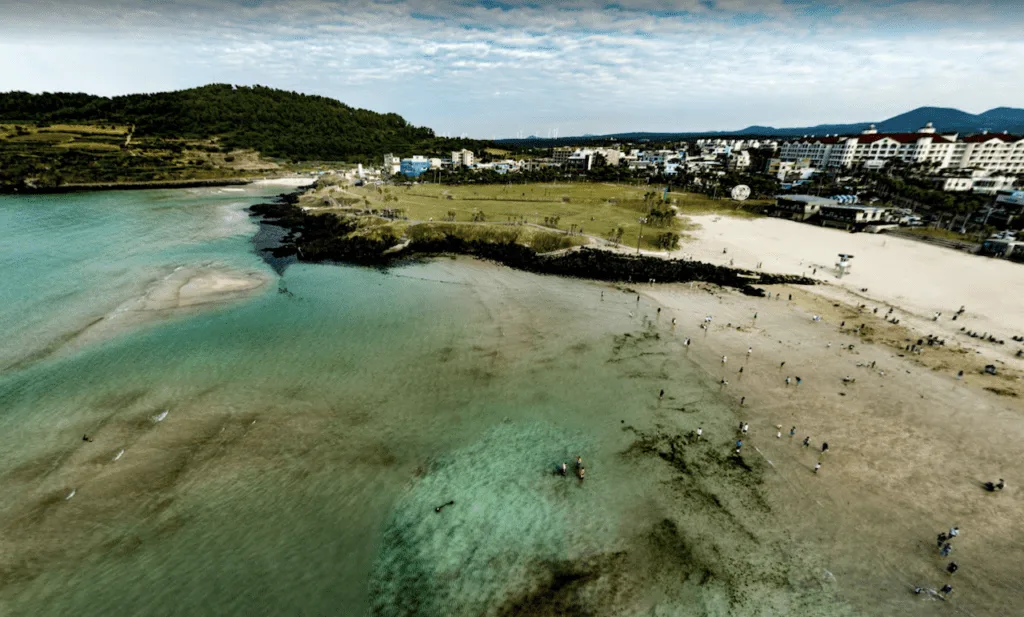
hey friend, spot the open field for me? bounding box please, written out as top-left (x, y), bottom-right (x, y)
top-left (307, 181), bottom-right (765, 251)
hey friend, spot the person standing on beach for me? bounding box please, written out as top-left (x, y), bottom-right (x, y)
top-left (659, 389), bottom-right (665, 401)
top-left (742, 423), bottom-right (749, 434)
top-left (696, 427), bottom-right (703, 439)
top-left (821, 442), bottom-right (829, 454)
top-left (735, 439), bottom-right (743, 454)
top-left (780, 361), bottom-right (786, 369)
top-left (796, 377), bottom-right (803, 386)
top-left (940, 543), bottom-right (953, 557)
top-left (949, 526), bottom-right (959, 540)
top-left (785, 376), bottom-right (791, 386)
top-left (740, 396), bottom-right (746, 406)
top-left (937, 532), bottom-right (948, 547)
top-left (722, 355), bottom-right (727, 365)
top-left (789, 427), bottom-right (796, 438)
top-left (947, 562), bottom-right (959, 576)
top-left (747, 346), bottom-right (753, 357)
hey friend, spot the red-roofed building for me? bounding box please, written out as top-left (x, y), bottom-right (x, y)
top-left (779, 122), bottom-right (1024, 174)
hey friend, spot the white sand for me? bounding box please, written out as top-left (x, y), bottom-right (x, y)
top-left (679, 215), bottom-right (1024, 350)
top-left (251, 177), bottom-right (317, 188)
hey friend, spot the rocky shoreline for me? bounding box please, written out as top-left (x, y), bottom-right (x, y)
top-left (248, 194), bottom-right (817, 289)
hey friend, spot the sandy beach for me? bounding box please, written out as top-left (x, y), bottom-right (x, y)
top-left (622, 215), bottom-right (1024, 615)
top-left (678, 215), bottom-right (1024, 366)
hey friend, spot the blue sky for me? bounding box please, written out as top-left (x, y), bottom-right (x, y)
top-left (1, 0), bottom-right (1022, 137)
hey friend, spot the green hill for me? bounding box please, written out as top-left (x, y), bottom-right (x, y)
top-left (0, 84), bottom-right (491, 190)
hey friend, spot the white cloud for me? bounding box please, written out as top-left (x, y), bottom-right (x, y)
top-left (1, 1), bottom-right (1022, 136)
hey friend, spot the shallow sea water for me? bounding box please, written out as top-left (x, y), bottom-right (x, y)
top-left (0, 189), bottom-right (852, 616)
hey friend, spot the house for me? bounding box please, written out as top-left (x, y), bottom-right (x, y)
top-left (819, 204), bottom-right (892, 230)
top-left (771, 195), bottom-right (835, 221)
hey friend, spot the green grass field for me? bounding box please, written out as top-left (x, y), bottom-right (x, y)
top-left (313, 181), bottom-right (763, 251)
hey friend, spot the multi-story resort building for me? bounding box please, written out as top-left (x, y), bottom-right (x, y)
top-left (778, 123), bottom-right (1024, 174)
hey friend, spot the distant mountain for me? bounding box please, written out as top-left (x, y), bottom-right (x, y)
top-left (498, 106), bottom-right (1024, 146)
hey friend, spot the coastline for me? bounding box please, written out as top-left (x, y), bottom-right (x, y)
top-left (247, 191), bottom-right (818, 289)
top-left (6, 178), bottom-right (254, 195)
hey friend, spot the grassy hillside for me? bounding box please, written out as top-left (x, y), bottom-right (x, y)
top-left (0, 122), bottom-right (279, 189)
top-left (0, 85), bottom-right (493, 190)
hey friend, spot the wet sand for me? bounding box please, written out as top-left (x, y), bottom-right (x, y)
top-left (58, 265), bottom-right (271, 357)
top-left (641, 277), bottom-right (1024, 616)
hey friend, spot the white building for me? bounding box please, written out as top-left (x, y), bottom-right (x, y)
top-left (779, 123), bottom-right (1024, 173)
top-left (727, 150), bottom-right (751, 171)
top-left (383, 153), bottom-right (401, 175)
top-left (451, 149), bottom-right (475, 167)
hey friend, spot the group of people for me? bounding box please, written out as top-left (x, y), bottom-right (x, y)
top-left (555, 456), bottom-right (585, 481)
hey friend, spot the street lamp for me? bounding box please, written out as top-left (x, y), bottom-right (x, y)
top-left (637, 217), bottom-right (648, 255)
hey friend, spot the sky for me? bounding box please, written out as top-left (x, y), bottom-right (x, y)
top-left (1, 0), bottom-right (1023, 138)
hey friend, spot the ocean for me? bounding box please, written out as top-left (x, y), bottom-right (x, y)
top-left (0, 187), bottom-right (851, 616)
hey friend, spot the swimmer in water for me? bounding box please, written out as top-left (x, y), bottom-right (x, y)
top-left (434, 500), bottom-right (455, 513)
top-left (557, 462), bottom-right (567, 476)
top-left (577, 466), bottom-right (585, 481)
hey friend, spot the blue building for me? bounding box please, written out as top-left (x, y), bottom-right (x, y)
top-left (400, 157), bottom-right (431, 178)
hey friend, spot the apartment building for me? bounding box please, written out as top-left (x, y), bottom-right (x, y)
top-left (779, 123), bottom-right (1024, 173)
top-left (451, 149), bottom-right (475, 167)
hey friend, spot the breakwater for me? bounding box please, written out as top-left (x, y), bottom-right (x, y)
top-left (250, 199), bottom-right (817, 289)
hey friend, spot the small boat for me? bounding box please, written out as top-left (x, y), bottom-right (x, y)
top-left (152, 410), bottom-right (168, 423)
top-left (112, 448), bottom-right (125, 462)
top-left (65, 489), bottom-right (76, 500)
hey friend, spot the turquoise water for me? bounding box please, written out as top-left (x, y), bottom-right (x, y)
top-left (0, 189), bottom-right (851, 616)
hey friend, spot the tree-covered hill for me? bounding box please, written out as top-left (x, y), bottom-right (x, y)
top-left (0, 84), bottom-right (489, 161)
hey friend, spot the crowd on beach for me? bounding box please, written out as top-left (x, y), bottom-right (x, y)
top-left (553, 277), bottom-right (1012, 607)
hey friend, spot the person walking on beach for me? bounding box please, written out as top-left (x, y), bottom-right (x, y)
top-left (821, 442), bottom-right (829, 454)
top-left (696, 426), bottom-right (703, 439)
top-left (776, 430), bottom-right (781, 439)
top-left (937, 532), bottom-right (948, 547)
top-left (813, 462), bottom-right (821, 473)
top-left (789, 426), bottom-right (796, 438)
top-left (785, 376), bottom-right (791, 386)
top-left (795, 376), bottom-right (803, 386)
top-left (949, 526), bottom-right (959, 540)
top-left (956, 370), bottom-right (963, 380)
top-left (722, 355), bottom-right (727, 365)
top-left (940, 543), bottom-right (953, 557)
top-left (940, 584), bottom-right (953, 596)
top-left (684, 337), bottom-right (691, 347)
top-left (742, 423), bottom-right (749, 434)
top-left (735, 439), bottom-right (743, 454)
top-left (780, 361), bottom-right (786, 369)
top-left (740, 396), bottom-right (746, 406)
top-left (659, 389), bottom-right (665, 401)
top-left (747, 346), bottom-right (753, 357)
top-left (946, 562), bottom-right (959, 576)
top-left (802, 436), bottom-right (810, 447)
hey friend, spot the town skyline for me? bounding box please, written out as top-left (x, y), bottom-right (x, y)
top-left (3, 0), bottom-right (1023, 138)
